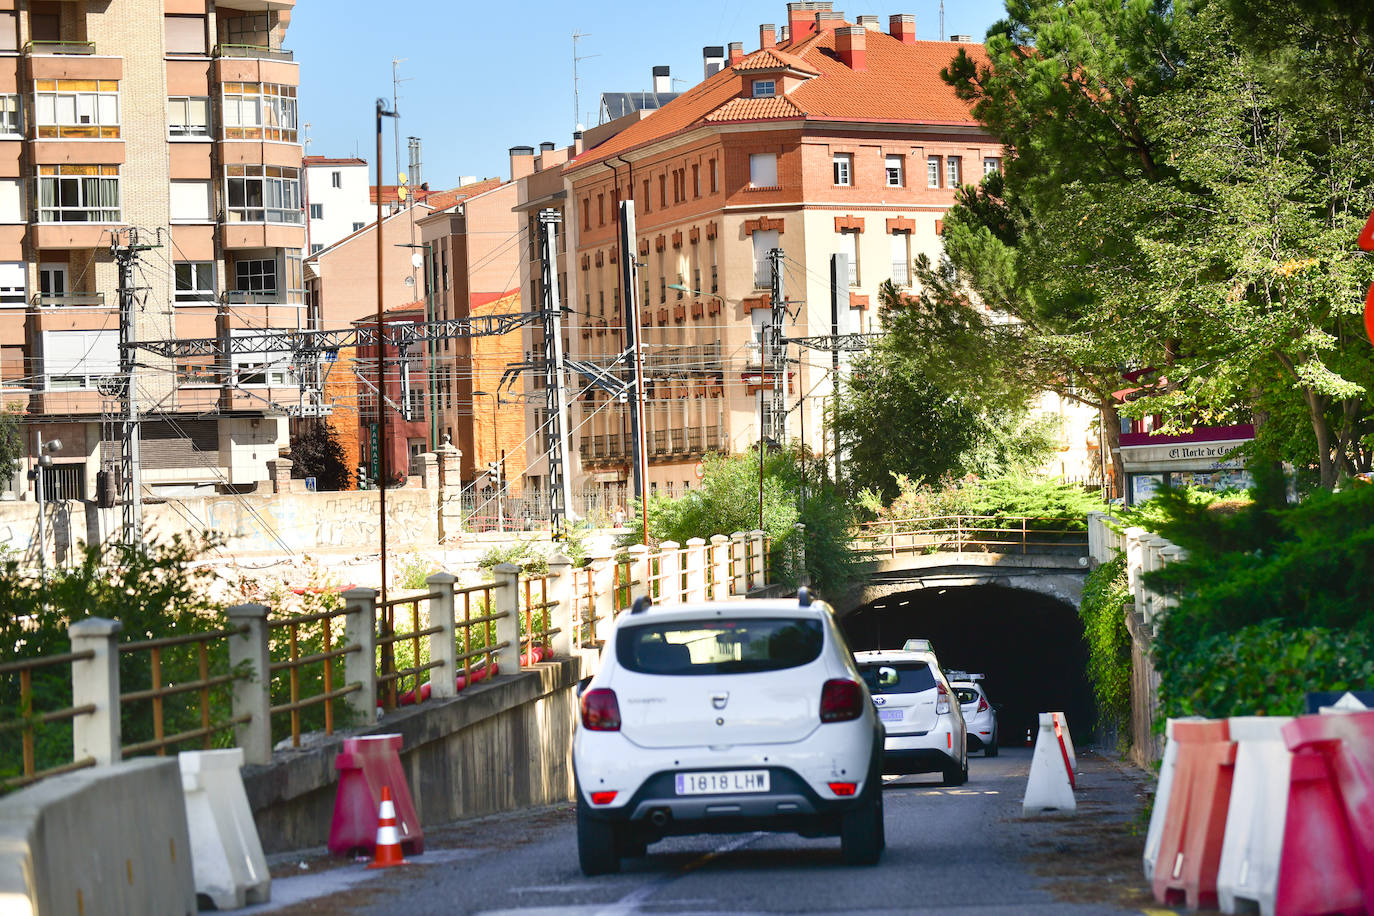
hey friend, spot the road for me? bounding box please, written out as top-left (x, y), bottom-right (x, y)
top-left (262, 747), bottom-right (1167, 916)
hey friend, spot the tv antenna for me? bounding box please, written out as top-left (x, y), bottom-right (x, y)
top-left (573, 31), bottom-right (600, 134)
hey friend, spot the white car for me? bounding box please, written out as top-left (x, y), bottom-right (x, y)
top-left (948, 673), bottom-right (998, 757)
top-left (854, 646), bottom-right (968, 785)
top-left (573, 590), bottom-right (886, 875)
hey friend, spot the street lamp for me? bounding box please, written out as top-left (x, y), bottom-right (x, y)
top-left (31, 431), bottom-right (61, 577)
top-left (471, 390), bottom-right (503, 533)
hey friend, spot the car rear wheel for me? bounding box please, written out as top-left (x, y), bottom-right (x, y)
top-left (577, 797), bottom-right (621, 876)
top-left (942, 758), bottom-right (968, 786)
top-left (986, 739), bottom-right (999, 757)
top-left (840, 789), bottom-right (884, 866)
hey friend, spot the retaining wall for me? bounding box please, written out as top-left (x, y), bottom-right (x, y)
top-left (244, 658), bottom-right (581, 854)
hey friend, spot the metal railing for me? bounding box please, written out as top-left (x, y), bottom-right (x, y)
top-left (30, 292), bottom-right (106, 309)
top-left (518, 575), bottom-right (560, 658)
top-left (852, 515), bottom-right (1090, 558)
top-left (23, 40), bottom-right (95, 55)
top-left (213, 43), bottom-right (294, 61)
top-left (453, 582), bottom-right (507, 684)
top-left (0, 651), bottom-right (96, 789)
top-left (376, 590), bottom-right (445, 711)
top-left (267, 604), bottom-right (360, 748)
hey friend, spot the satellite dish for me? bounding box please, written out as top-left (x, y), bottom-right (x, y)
top-left (404, 276), bottom-right (415, 287)
top-left (397, 186), bottom-right (408, 201)
top-left (397, 171), bottom-right (408, 184)
top-left (411, 252), bottom-right (424, 269)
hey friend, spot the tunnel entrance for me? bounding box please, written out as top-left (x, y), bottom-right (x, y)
top-left (841, 584), bottom-right (1095, 746)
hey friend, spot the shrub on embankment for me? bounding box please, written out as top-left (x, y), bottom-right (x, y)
top-left (1078, 555), bottom-right (1133, 746)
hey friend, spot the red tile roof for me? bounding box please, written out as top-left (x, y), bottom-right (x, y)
top-left (304, 156), bottom-right (367, 166)
top-left (569, 27), bottom-right (989, 171)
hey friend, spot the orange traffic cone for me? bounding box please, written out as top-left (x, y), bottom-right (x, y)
top-left (367, 786), bottom-right (407, 868)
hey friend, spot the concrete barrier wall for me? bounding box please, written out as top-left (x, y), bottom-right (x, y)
top-left (0, 757), bottom-right (196, 916)
top-left (243, 659), bottom-right (581, 854)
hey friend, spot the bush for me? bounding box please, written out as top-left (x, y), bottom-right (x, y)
top-left (1078, 556), bottom-right (1133, 745)
top-left (477, 540), bottom-right (549, 576)
top-left (864, 474), bottom-right (1104, 526)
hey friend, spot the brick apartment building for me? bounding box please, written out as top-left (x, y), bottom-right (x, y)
top-left (562, 2), bottom-right (1005, 499)
top-left (0, 0), bottom-right (304, 503)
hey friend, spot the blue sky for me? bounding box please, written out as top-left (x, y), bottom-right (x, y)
top-left (292, 0), bottom-right (1009, 188)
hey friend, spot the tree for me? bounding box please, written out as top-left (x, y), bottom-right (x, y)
top-left (287, 421), bottom-right (351, 490)
top-left (0, 403), bottom-right (24, 488)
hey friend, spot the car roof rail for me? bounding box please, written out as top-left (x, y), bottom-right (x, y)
top-left (630, 595), bottom-right (652, 614)
top-left (797, 586), bottom-right (812, 607)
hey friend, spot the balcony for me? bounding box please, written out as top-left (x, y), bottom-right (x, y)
top-left (23, 41), bottom-right (95, 56)
top-left (213, 44), bottom-right (294, 62)
top-left (31, 292), bottom-right (105, 309)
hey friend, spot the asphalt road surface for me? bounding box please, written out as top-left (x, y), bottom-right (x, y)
top-left (265, 747), bottom-right (1167, 916)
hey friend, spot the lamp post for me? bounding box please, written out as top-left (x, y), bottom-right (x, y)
top-left (471, 389), bottom-right (502, 533)
top-left (32, 431), bottom-right (61, 577)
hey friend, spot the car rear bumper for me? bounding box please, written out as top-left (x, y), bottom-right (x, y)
top-left (880, 729), bottom-right (960, 774)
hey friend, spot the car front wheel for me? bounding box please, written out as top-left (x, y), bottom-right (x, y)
top-left (840, 789), bottom-right (884, 866)
top-left (577, 797), bottom-right (621, 876)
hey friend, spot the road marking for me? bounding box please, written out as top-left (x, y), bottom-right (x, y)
top-left (592, 832), bottom-right (761, 916)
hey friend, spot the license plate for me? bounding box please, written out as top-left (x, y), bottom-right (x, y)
top-left (878, 708), bottom-right (904, 722)
top-left (675, 770), bottom-right (770, 795)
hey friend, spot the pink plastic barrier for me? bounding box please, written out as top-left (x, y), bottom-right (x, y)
top-left (1277, 710), bottom-right (1374, 914)
top-left (328, 734), bottom-right (424, 857)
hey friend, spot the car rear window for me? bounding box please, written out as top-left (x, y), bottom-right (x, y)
top-left (616, 617), bottom-right (823, 676)
top-left (858, 662), bottom-right (936, 695)
top-left (953, 687), bottom-right (980, 705)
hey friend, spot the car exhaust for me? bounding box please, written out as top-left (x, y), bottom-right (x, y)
top-left (648, 808), bottom-right (671, 828)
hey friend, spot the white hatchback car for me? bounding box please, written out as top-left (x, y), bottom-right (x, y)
top-left (948, 673), bottom-right (999, 757)
top-left (573, 591), bottom-right (886, 875)
top-left (854, 646), bottom-right (967, 784)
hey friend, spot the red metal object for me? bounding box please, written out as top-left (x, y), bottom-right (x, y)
top-left (328, 734), bottom-right (424, 857)
top-left (1153, 719), bottom-right (1236, 910)
top-left (1360, 207), bottom-right (1374, 347)
top-left (1276, 710), bottom-right (1374, 913)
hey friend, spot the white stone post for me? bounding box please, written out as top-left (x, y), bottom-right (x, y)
top-left (426, 573), bottom-right (458, 700)
top-left (226, 603), bottom-right (272, 765)
top-left (709, 534), bottom-right (729, 600)
top-left (69, 617), bottom-right (122, 767)
top-left (658, 541), bottom-right (681, 605)
top-left (586, 552), bottom-right (616, 644)
top-left (750, 529), bottom-right (768, 589)
top-left (730, 531), bottom-right (747, 595)
top-left (342, 587), bottom-right (378, 725)
top-left (1158, 543), bottom-right (1188, 615)
top-left (1086, 511), bottom-right (1104, 563)
top-left (685, 537), bottom-right (707, 602)
top-left (1124, 527), bottom-right (1146, 618)
top-left (626, 544), bottom-right (651, 606)
top-left (491, 563), bottom-right (522, 675)
top-left (546, 553), bottom-right (575, 657)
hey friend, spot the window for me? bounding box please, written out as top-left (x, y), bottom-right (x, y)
top-left (984, 156), bottom-right (1002, 176)
top-left (309, 203), bottom-right (323, 220)
top-left (225, 165), bottom-right (301, 224)
top-left (42, 329), bottom-right (118, 390)
top-left (597, 193), bottom-right (604, 225)
top-left (352, 221), bottom-right (365, 232)
top-left (659, 174), bottom-right (666, 208)
top-left (37, 165), bottom-right (120, 223)
top-left (833, 153), bottom-right (852, 186)
top-left (331, 171), bottom-right (342, 188)
top-left (221, 82), bottom-right (298, 143)
top-left (34, 80), bottom-right (121, 139)
top-left (927, 156), bottom-right (940, 188)
top-left (752, 229), bottom-right (779, 288)
top-left (840, 230), bottom-right (859, 286)
top-left (168, 96), bottom-right (209, 137)
top-left (616, 617), bottom-right (823, 676)
top-left (39, 265), bottom-right (65, 299)
top-left (692, 163), bottom-right (700, 198)
top-left (164, 14), bottom-right (206, 55)
top-left (174, 262), bottom-right (215, 303)
top-left (582, 198), bottom-right (589, 230)
top-left (170, 181), bottom-right (211, 221)
top-left (946, 156), bottom-right (961, 188)
top-left (0, 263), bottom-right (24, 306)
top-left (885, 154), bottom-right (904, 187)
top-left (749, 152), bottom-right (777, 188)
top-left (641, 178), bottom-right (650, 212)
top-left (234, 258), bottom-right (277, 293)
top-left (231, 329), bottom-right (291, 386)
top-left (310, 243), bottom-right (323, 254)
top-left (0, 96), bottom-right (21, 137)
top-left (0, 179), bottom-right (21, 223)
top-left (0, 12), bottom-right (15, 52)
top-left (752, 79), bottom-right (776, 98)
top-left (890, 232), bottom-right (911, 286)
top-left (709, 159), bottom-right (718, 193)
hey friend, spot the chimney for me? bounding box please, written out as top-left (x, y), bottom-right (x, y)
top-left (508, 145), bottom-right (535, 180)
top-left (890, 13), bottom-right (916, 44)
top-left (781, 24), bottom-right (790, 41)
top-left (815, 10), bottom-right (845, 31)
top-left (728, 41), bottom-right (744, 65)
top-left (539, 141), bottom-right (556, 153)
top-left (703, 45), bottom-right (726, 78)
top-left (787, 1), bottom-right (832, 40)
top-left (760, 23), bottom-right (776, 50)
top-left (572, 131), bottom-right (584, 156)
top-left (857, 14), bottom-right (880, 30)
top-left (835, 25), bottom-right (866, 70)
top-left (652, 65), bottom-right (671, 94)
top-left (949, 34), bottom-right (973, 42)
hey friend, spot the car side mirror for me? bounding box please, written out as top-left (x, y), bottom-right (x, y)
top-left (576, 676), bottom-right (593, 697)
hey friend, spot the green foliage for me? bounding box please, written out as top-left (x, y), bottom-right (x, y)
top-left (287, 421), bottom-right (352, 491)
top-left (643, 448), bottom-right (859, 595)
top-left (556, 518), bottom-right (593, 567)
top-left (867, 474), bottom-right (1104, 527)
top-left (395, 553), bottom-right (437, 590)
top-left (477, 540), bottom-right (549, 577)
top-left (263, 583), bottom-right (358, 742)
top-left (0, 403), bottom-right (23, 487)
top-left (1078, 556), bottom-right (1133, 745)
top-left (1157, 622), bottom-right (1374, 719)
top-left (0, 536), bottom-right (230, 786)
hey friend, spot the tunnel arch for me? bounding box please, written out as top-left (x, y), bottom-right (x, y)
top-left (840, 583), bottom-right (1095, 746)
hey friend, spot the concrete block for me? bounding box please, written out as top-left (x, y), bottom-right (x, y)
top-left (0, 757), bottom-right (195, 916)
top-left (180, 748), bottom-right (271, 910)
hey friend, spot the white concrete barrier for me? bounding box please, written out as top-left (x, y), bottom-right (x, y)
top-left (0, 757), bottom-right (196, 915)
top-left (1144, 717), bottom-right (1197, 881)
top-left (1023, 713), bottom-right (1076, 815)
top-left (180, 748), bottom-right (271, 910)
top-left (1217, 717), bottom-right (1293, 916)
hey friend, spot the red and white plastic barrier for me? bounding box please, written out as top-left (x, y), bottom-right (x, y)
top-left (1023, 712), bottom-right (1077, 815)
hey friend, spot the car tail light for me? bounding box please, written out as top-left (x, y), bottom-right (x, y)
top-left (590, 790), bottom-right (618, 805)
top-left (828, 781), bottom-right (857, 796)
top-left (977, 696), bottom-right (989, 713)
top-left (581, 688), bottom-right (621, 731)
top-left (820, 679), bottom-right (864, 722)
top-left (936, 682), bottom-right (951, 716)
